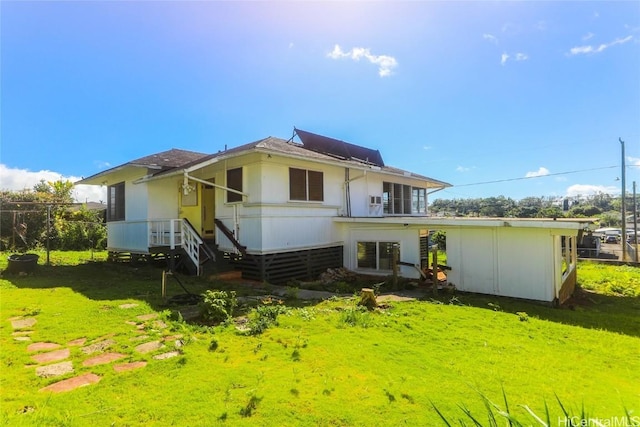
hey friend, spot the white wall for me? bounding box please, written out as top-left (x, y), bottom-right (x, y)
top-left (147, 178), bottom-right (180, 219)
top-left (445, 227), bottom-right (557, 302)
top-left (214, 154), bottom-right (345, 253)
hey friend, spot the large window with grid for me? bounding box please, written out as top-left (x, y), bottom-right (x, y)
top-left (357, 241), bottom-right (399, 271)
top-left (289, 168), bottom-right (323, 201)
top-left (382, 182), bottom-right (426, 214)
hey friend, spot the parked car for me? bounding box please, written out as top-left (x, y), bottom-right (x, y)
top-left (605, 235), bottom-right (619, 244)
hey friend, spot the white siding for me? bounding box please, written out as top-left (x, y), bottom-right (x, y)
top-left (148, 179), bottom-right (180, 219)
top-left (446, 227), bottom-right (556, 302)
top-left (215, 155), bottom-right (344, 253)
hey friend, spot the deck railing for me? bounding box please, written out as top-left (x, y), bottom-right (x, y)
top-left (108, 219), bottom-right (203, 274)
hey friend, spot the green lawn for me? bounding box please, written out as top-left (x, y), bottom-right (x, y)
top-left (1, 251), bottom-right (639, 426)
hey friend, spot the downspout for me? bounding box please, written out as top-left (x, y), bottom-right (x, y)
top-left (345, 168), bottom-right (351, 217)
top-left (343, 169), bottom-right (368, 217)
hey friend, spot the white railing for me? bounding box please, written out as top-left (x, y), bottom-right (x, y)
top-left (181, 220), bottom-right (203, 275)
top-left (108, 219), bottom-right (203, 274)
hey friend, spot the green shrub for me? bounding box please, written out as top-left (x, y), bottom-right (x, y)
top-left (244, 298), bottom-right (288, 335)
top-left (199, 290), bottom-right (238, 324)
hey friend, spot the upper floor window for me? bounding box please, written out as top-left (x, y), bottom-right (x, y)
top-left (383, 182), bottom-right (426, 215)
top-left (107, 182), bottom-right (125, 221)
top-left (289, 168), bottom-right (323, 201)
top-left (226, 168), bottom-right (243, 203)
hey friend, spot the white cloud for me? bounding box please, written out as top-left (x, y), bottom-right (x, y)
top-left (456, 165), bottom-right (472, 172)
top-left (327, 44), bottom-right (398, 77)
top-left (423, 146), bottom-right (432, 151)
top-left (483, 33), bottom-right (498, 44)
top-left (582, 32), bottom-right (595, 41)
top-left (568, 35), bottom-right (633, 56)
top-left (288, 42), bottom-right (294, 49)
top-left (628, 156), bottom-right (640, 166)
top-left (0, 164), bottom-right (106, 203)
top-left (566, 184), bottom-right (619, 197)
top-left (525, 167), bottom-right (550, 178)
top-left (501, 52), bottom-right (528, 65)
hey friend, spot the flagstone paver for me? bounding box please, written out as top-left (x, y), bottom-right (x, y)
top-left (67, 338), bottom-right (87, 346)
top-left (39, 373), bottom-right (101, 393)
top-left (130, 335), bottom-right (150, 342)
top-left (136, 313), bottom-right (159, 321)
top-left (82, 352), bottom-right (127, 367)
top-left (31, 348), bottom-right (70, 364)
top-left (36, 361), bottom-right (74, 378)
top-left (153, 351), bottom-right (180, 360)
top-left (125, 321), bottom-right (137, 326)
top-left (113, 361), bottom-right (147, 372)
top-left (119, 303), bottom-right (139, 309)
top-left (11, 318), bottom-right (37, 330)
top-left (27, 342), bottom-right (62, 352)
top-left (162, 334), bottom-right (183, 341)
top-left (14, 336), bottom-right (32, 341)
top-left (152, 320), bottom-right (168, 329)
top-left (134, 341), bottom-right (164, 354)
top-left (12, 331), bottom-right (33, 336)
top-left (81, 339), bottom-right (116, 355)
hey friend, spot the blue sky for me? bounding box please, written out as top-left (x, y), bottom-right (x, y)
top-left (1, 1), bottom-right (639, 203)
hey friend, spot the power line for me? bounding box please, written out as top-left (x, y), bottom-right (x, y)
top-left (454, 165), bottom-right (621, 188)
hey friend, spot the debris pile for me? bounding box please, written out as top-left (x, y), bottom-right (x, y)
top-left (319, 267), bottom-right (358, 285)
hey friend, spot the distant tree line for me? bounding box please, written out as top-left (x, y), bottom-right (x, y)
top-left (0, 180), bottom-right (106, 251)
top-left (429, 193), bottom-right (626, 227)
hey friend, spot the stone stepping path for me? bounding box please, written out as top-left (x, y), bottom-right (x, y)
top-left (28, 342), bottom-right (61, 352)
top-left (153, 351), bottom-right (180, 360)
top-left (31, 348), bottom-right (70, 364)
top-left (83, 352), bottom-right (127, 367)
top-left (36, 361), bottom-right (74, 378)
top-left (8, 310), bottom-right (179, 393)
top-left (135, 340), bottom-right (164, 354)
top-left (10, 317), bottom-right (37, 330)
top-left (40, 373), bottom-right (101, 393)
top-left (114, 361), bottom-right (147, 372)
top-left (81, 339), bottom-right (116, 355)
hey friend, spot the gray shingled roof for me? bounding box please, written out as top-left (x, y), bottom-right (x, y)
top-left (130, 148), bottom-right (209, 169)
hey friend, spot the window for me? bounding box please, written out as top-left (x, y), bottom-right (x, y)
top-left (357, 241), bottom-right (399, 271)
top-left (107, 182), bottom-right (125, 221)
top-left (226, 168), bottom-right (243, 203)
top-left (383, 182), bottom-right (427, 214)
top-left (289, 168), bottom-right (323, 201)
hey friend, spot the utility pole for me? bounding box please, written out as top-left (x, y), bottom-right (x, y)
top-left (634, 181), bottom-right (638, 262)
top-left (620, 138), bottom-right (626, 261)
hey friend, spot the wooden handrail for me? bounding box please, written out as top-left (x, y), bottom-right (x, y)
top-left (214, 219), bottom-right (247, 255)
